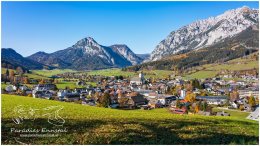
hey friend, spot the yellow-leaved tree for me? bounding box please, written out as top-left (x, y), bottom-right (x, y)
top-left (185, 91), bottom-right (196, 103)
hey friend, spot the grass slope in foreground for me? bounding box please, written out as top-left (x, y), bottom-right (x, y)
top-left (1, 94), bottom-right (259, 145)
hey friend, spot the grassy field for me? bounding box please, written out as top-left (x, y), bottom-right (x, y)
top-left (87, 68), bottom-right (173, 79)
top-left (184, 71), bottom-right (218, 80)
top-left (31, 69), bottom-right (77, 77)
top-left (142, 70), bottom-right (173, 79)
top-left (212, 108), bottom-right (250, 119)
top-left (87, 68), bottom-right (136, 77)
top-left (1, 94), bottom-right (258, 145)
top-left (184, 54), bottom-right (259, 79)
top-left (24, 73), bottom-right (49, 79)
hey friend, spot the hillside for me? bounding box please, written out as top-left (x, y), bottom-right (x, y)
top-left (150, 6), bottom-right (259, 61)
top-left (1, 94), bottom-right (258, 145)
top-left (1, 48), bottom-right (48, 70)
top-left (183, 52), bottom-right (259, 79)
top-left (127, 25), bottom-right (259, 72)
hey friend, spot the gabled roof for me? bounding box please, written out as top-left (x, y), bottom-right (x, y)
top-left (130, 95), bottom-right (146, 103)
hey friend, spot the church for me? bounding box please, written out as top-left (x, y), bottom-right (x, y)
top-left (130, 72), bottom-right (145, 85)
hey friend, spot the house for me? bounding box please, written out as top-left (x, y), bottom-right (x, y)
top-left (170, 107), bottom-right (187, 114)
top-left (180, 89), bottom-right (186, 99)
top-left (19, 85), bottom-right (32, 95)
top-left (19, 85), bottom-right (28, 91)
top-left (33, 90), bottom-right (52, 99)
top-left (148, 92), bottom-right (158, 99)
top-left (82, 99), bottom-right (96, 106)
top-left (140, 105), bottom-right (151, 110)
top-left (133, 89), bottom-right (152, 97)
top-left (157, 95), bottom-right (177, 106)
top-left (238, 89), bottom-right (259, 98)
top-left (74, 88), bottom-right (88, 94)
top-left (57, 89), bottom-right (70, 98)
top-left (229, 102), bottom-right (239, 109)
top-left (64, 94), bottom-right (80, 102)
top-left (5, 85), bottom-right (17, 92)
top-left (130, 72), bottom-right (145, 85)
top-left (148, 99), bottom-right (162, 108)
top-left (76, 80), bottom-right (86, 86)
top-left (196, 96), bottom-right (227, 106)
top-left (34, 84), bottom-right (57, 91)
top-left (126, 93), bottom-right (148, 108)
top-left (157, 83), bottom-right (169, 94)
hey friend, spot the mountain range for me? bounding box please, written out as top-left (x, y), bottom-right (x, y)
top-left (1, 48), bottom-right (49, 70)
top-left (150, 6), bottom-right (258, 61)
top-left (2, 37), bottom-right (144, 70)
top-left (1, 6), bottom-right (259, 71)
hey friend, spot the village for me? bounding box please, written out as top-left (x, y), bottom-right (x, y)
top-left (1, 68), bottom-right (259, 120)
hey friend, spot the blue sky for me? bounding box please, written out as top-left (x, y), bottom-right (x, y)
top-left (1, 1), bottom-right (259, 56)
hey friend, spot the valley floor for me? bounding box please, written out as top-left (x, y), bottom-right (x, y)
top-left (1, 94), bottom-right (259, 145)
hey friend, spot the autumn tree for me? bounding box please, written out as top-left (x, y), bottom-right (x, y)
top-left (197, 100), bottom-right (202, 112)
top-left (239, 105), bottom-right (244, 111)
top-left (186, 83), bottom-right (193, 91)
top-left (176, 99), bottom-right (181, 108)
top-left (195, 104), bottom-right (200, 113)
top-left (23, 77), bottom-right (29, 84)
top-left (118, 97), bottom-right (129, 108)
top-left (172, 85), bottom-right (182, 96)
top-left (248, 96), bottom-right (256, 107)
top-left (97, 93), bottom-right (111, 108)
top-left (200, 91), bottom-right (207, 96)
top-left (9, 70), bottom-right (15, 78)
top-left (94, 92), bottom-right (101, 101)
top-left (185, 92), bottom-right (196, 103)
top-left (39, 79), bottom-right (45, 84)
top-left (230, 90), bottom-right (239, 102)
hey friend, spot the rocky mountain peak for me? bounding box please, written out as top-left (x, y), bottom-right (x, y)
top-left (110, 44), bottom-right (143, 65)
top-left (149, 6), bottom-right (259, 61)
top-left (73, 37), bottom-right (100, 48)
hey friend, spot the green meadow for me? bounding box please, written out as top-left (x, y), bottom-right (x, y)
top-left (1, 94), bottom-right (258, 145)
top-left (184, 55), bottom-right (259, 79)
top-left (31, 69), bottom-right (77, 77)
